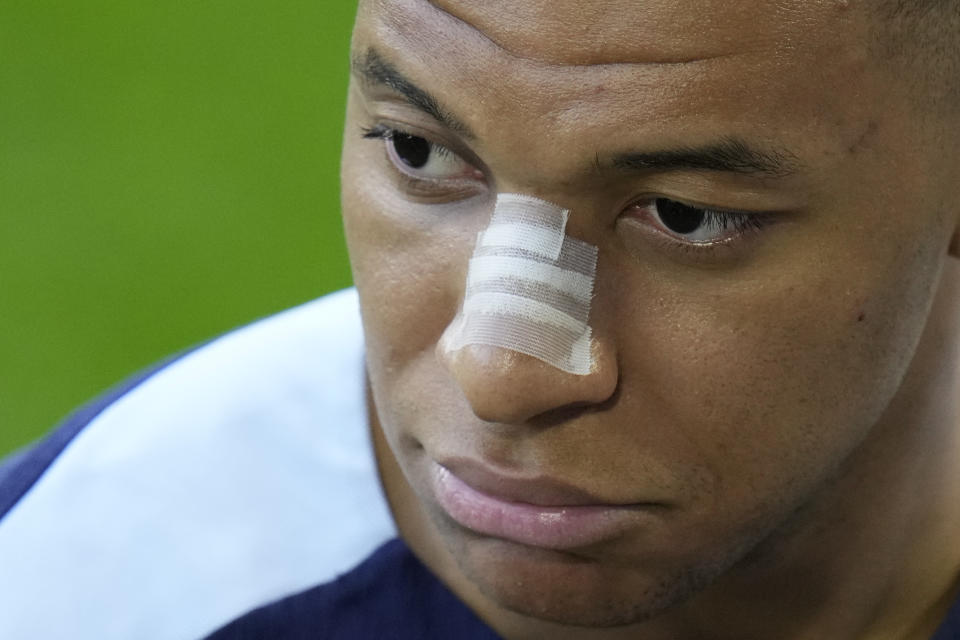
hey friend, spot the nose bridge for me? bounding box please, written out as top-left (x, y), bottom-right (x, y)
top-left (438, 193), bottom-right (618, 424)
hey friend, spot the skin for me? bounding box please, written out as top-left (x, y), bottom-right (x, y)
top-left (340, 0), bottom-right (960, 638)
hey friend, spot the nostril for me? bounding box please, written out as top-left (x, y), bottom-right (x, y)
top-left (527, 384), bottom-right (622, 429)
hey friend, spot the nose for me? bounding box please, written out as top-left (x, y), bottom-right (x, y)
top-left (438, 337), bottom-right (619, 424)
top-left (439, 192), bottom-right (619, 423)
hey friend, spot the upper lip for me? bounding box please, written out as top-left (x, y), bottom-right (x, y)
top-left (437, 456), bottom-right (622, 507)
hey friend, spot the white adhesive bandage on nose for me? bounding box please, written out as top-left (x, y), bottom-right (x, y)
top-left (442, 193), bottom-right (599, 375)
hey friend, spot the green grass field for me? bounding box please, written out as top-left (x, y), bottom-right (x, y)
top-left (0, 2), bottom-right (359, 455)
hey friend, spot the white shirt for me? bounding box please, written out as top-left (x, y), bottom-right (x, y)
top-left (0, 289), bottom-right (395, 639)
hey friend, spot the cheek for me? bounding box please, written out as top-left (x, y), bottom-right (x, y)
top-left (340, 144), bottom-right (479, 385)
top-left (612, 233), bottom-right (941, 500)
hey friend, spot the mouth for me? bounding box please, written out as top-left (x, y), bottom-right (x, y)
top-left (429, 458), bottom-right (661, 550)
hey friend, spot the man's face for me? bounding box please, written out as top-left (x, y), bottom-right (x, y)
top-left (341, 0), bottom-right (958, 627)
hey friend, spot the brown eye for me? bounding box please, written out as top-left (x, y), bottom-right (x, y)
top-left (391, 132), bottom-right (431, 169)
top-left (655, 199), bottom-right (706, 235)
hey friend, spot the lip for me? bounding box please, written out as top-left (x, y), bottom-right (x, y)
top-left (429, 459), bottom-right (652, 550)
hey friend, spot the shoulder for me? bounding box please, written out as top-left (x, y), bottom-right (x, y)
top-left (0, 289), bottom-right (396, 640)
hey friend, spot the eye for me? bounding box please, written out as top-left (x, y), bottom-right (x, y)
top-left (362, 125), bottom-right (476, 181)
top-left (631, 197), bottom-right (765, 244)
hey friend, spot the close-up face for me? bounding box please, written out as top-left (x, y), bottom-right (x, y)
top-left (341, 0), bottom-right (960, 630)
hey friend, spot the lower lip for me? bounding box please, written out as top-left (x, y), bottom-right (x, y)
top-left (430, 464), bottom-right (640, 550)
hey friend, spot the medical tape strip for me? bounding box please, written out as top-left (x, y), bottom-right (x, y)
top-left (477, 194), bottom-right (569, 261)
top-left (444, 193), bottom-right (598, 375)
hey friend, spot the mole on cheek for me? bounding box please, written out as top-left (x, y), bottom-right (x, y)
top-left (852, 297), bottom-right (869, 323)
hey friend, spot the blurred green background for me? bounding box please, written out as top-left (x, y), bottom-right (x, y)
top-left (0, 2), bottom-right (359, 456)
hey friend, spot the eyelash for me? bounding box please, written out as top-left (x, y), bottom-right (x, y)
top-left (686, 208), bottom-right (764, 235)
top-left (360, 123), bottom-right (392, 140)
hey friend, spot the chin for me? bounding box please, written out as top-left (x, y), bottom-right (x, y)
top-left (446, 529), bottom-right (727, 628)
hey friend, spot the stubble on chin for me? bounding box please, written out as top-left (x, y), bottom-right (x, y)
top-left (431, 513), bottom-right (755, 630)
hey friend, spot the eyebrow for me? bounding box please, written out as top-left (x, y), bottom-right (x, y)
top-left (609, 138), bottom-right (800, 178)
top-left (351, 48), bottom-right (475, 138)
top-left (352, 49), bottom-right (799, 179)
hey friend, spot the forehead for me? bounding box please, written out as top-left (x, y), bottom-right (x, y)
top-left (419, 0), bottom-right (853, 66)
top-left (358, 0), bottom-right (864, 65)
top-left (353, 0), bottom-right (872, 119)
top-left (352, 0), bottom-right (883, 186)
